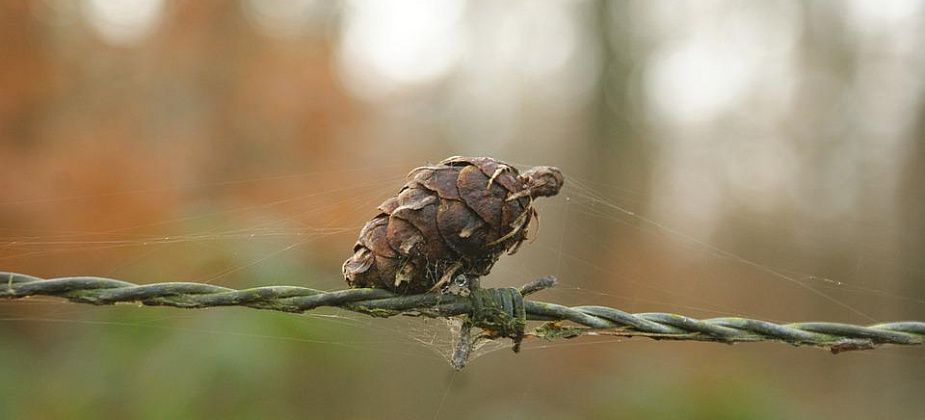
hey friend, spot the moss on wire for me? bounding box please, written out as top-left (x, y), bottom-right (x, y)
top-left (2, 271), bottom-right (924, 368)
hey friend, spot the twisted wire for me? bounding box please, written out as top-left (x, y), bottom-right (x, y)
top-left (2, 272), bottom-right (923, 355)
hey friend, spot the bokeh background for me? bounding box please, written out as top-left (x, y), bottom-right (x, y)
top-left (2, 0), bottom-right (925, 418)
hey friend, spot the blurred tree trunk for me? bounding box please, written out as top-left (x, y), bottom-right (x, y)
top-left (876, 0), bottom-right (925, 297)
top-left (587, 1), bottom-right (652, 295)
top-left (900, 103), bottom-right (925, 295)
top-left (0, 2), bottom-right (48, 149)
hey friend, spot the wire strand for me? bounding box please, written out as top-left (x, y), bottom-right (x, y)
top-left (2, 272), bottom-right (923, 365)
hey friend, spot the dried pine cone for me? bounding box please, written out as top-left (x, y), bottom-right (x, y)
top-left (343, 156), bottom-right (564, 294)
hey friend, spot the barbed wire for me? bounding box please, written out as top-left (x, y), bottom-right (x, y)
top-left (2, 271), bottom-right (923, 368)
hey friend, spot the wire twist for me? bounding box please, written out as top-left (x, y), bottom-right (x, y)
top-left (2, 272), bottom-right (923, 367)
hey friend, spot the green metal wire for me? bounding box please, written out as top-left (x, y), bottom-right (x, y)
top-left (2, 271), bottom-right (924, 367)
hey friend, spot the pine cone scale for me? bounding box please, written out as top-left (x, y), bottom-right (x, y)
top-left (377, 197), bottom-right (399, 214)
top-left (501, 198), bottom-right (527, 231)
top-left (457, 165), bottom-right (507, 229)
top-left (392, 201), bottom-right (448, 260)
top-left (357, 217), bottom-right (396, 258)
top-left (414, 167), bottom-right (462, 200)
top-left (385, 217), bottom-right (421, 255)
top-left (436, 199), bottom-right (491, 256)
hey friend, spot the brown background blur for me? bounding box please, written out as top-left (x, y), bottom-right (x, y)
top-left (2, 1), bottom-right (924, 419)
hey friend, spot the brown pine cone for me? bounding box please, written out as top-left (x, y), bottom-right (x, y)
top-left (343, 156), bottom-right (564, 294)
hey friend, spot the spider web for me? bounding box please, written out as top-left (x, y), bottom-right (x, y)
top-left (0, 161), bottom-right (922, 367)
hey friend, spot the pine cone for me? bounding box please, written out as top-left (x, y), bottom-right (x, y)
top-left (343, 156), bottom-right (564, 294)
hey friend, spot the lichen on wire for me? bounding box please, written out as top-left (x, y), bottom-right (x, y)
top-left (2, 271), bottom-right (924, 369)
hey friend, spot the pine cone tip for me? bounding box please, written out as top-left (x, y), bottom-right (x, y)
top-left (520, 165), bottom-right (564, 199)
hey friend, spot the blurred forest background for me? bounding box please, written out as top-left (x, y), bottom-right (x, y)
top-left (2, 1), bottom-right (925, 419)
